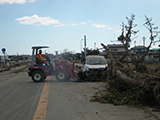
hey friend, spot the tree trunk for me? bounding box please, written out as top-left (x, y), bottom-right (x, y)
top-left (101, 43), bottom-right (140, 87)
top-left (115, 69), bottom-right (140, 87)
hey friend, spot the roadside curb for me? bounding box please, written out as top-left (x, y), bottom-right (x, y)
top-left (0, 68), bottom-right (10, 72)
top-left (14, 65), bottom-right (29, 73)
top-left (0, 65), bottom-right (29, 74)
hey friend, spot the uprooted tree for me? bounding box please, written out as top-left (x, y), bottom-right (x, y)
top-left (117, 14), bottom-right (159, 71)
top-left (97, 14), bottom-right (160, 105)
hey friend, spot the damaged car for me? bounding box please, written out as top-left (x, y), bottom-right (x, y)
top-left (83, 55), bottom-right (108, 81)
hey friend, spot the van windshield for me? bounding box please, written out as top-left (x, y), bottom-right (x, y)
top-left (86, 57), bottom-right (106, 65)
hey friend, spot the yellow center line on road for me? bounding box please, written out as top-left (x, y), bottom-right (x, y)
top-left (33, 76), bottom-right (50, 120)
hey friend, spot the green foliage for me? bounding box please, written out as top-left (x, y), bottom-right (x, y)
top-left (82, 48), bottom-right (100, 55)
top-left (81, 48), bottom-right (100, 62)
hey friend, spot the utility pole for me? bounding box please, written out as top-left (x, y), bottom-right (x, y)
top-left (84, 35), bottom-right (86, 59)
top-left (94, 42), bottom-right (96, 49)
top-left (80, 39), bottom-right (83, 60)
top-left (134, 41), bottom-right (136, 47)
top-left (142, 36), bottom-right (146, 46)
top-left (80, 39), bottom-right (83, 53)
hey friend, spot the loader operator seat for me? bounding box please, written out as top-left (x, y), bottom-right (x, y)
top-left (36, 57), bottom-right (43, 65)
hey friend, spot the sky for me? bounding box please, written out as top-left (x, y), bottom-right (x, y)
top-left (0, 0), bottom-right (160, 55)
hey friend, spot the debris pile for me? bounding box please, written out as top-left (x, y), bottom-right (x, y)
top-left (90, 62), bottom-right (160, 107)
top-left (84, 70), bottom-right (104, 81)
top-left (85, 14), bottom-right (160, 108)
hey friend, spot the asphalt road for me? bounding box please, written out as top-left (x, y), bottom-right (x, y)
top-left (0, 69), bottom-right (44, 120)
top-left (0, 68), bottom-right (160, 120)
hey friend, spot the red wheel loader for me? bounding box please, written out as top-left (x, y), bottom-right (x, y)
top-left (28, 46), bottom-right (79, 82)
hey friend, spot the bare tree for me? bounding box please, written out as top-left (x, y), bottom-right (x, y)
top-left (100, 15), bottom-right (160, 105)
top-left (118, 14), bottom-right (159, 70)
top-left (101, 14), bottom-right (159, 86)
top-left (138, 16), bottom-right (160, 63)
top-left (118, 14), bottom-right (138, 64)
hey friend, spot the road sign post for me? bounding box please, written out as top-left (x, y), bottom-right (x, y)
top-left (2, 48), bottom-right (6, 67)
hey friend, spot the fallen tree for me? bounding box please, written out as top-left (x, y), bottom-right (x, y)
top-left (101, 43), bottom-right (140, 87)
top-left (91, 15), bottom-right (160, 106)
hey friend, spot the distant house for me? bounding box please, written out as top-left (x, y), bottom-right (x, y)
top-left (101, 44), bottom-right (127, 59)
top-left (146, 48), bottom-right (160, 62)
top-left (101, 44), bottom-right (160, 63)
top-left (130, 46), bottom-right (160, 63)
top-left (130, 46), bottom-right (147, 59)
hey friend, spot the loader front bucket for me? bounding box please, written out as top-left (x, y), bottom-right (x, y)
top-left (77, 71), bottom-right (85, 81)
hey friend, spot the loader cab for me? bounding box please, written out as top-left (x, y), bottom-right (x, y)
top-left (31, 46), bottom-right (49, 66)
top-left (28, 46), bottom-right (54, 82)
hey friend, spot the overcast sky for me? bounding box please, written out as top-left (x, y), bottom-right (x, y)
top-left (0, 0), bottom-right (160, 55)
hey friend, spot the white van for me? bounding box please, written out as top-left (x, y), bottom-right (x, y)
top-left (83, 55), bottom-right (108, 77)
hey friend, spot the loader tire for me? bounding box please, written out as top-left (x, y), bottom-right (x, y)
top-left (56, 69), bottom-right (69, 82)
top-left (32, 70), bottom-right (46, 82)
